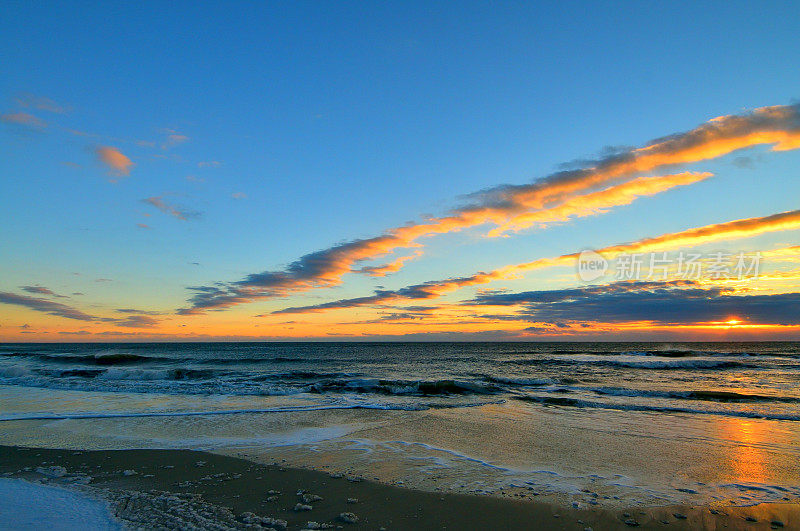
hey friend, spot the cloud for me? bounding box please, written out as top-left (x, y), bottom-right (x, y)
top-left (485, 171), bottom-right (712, 236)
top-left (15, 93), bottom-right (68, 114)
top-left (0, 292), bottom-right (97, 321)
top-left (0, 291), bottom-right (161, 328)
top-left (19, 285), bottom-right (66, 298)
top-left (1, 111), bottom-right (47, 129)
top-left (231, 192), bottom-right (247, 199)
top-left (162, 133), bottom-right (189, 149)
top-left (114, 314), bottom-right (160, 328)
top-left (115, 308), bottom-right (161, 315)
top-left (273, 208), bottom-right (800, 314)
top-left (180, 104), bottom-right (800, 314)
top-left (136, 223), bottom-right (152, 229)
top-left (198, 161), bottom-right (221, 168)
top-left (470, 280), bottom-right (800, 326)
top-left (469, 280), bottom-right (715, 306)
top-left (96, 146), bottom-right (134, 177)
top-left (142, 196), bottom-right (200, 221)
top-left (357, 250), bottom-right (424, 277)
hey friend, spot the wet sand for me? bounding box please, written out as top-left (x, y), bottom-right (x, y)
top-left (1, 445), bottom-right (797, 530)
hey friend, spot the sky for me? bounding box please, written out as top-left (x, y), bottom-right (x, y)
top-left (2, 1), bottom-right (800, 341)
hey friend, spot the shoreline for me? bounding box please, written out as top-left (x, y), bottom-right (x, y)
top-left (1, 445), bottom-right (797, 530)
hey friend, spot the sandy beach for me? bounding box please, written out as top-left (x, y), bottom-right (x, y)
top-left (1, 444), bottom-right (797, 530)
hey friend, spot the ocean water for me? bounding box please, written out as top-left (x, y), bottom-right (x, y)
top-left (1, 342), bottom-right (799, 508)
top-left (0, 479), bottom-right (120, 530)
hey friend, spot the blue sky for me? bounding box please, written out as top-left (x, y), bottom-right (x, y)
top-left (2, 1), bottom-right (800, 340)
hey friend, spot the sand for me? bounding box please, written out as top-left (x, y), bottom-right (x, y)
top-left (0, 445), bottom-right (797, 530)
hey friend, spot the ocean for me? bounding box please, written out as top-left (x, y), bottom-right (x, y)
top-left (2, 341), bottom-right (799, 508)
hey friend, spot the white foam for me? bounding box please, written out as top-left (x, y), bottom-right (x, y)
top-left (0, 403), bottom-right (362, 421)
top-left (0, 479), bottom-right (120, 530)
top-left (182, 425), bottom-right (355, 451)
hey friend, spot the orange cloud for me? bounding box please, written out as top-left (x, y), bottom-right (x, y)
top-left (1, 111), bottom-right (47, 129)
top-left (357, 250), bottom-right (424, 277)
top-left (142, 196), bottom-right (200, 221)
top-left (182, 103), bottom-right (800, 314)
top-left (15, 93), bottom-right (68, 114)
top-left (486, 171), bottom-right (712, 236)
top-left (276, 208), bottom-right (800, 314)
top-left (96, 146), bottom-right (134, 177)
top-left (584, 208), bottom-right (800, 259)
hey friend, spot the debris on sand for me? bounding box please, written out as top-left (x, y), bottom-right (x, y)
top-left (294, 503), bottom-right (313, 512)
top-left (337, 512), bottom-right (359, 524)
top-left (122, 469), bottom-right (137, 476)
top-left (238, 512), bottom-right (288, 529)
top-left (108, 489), bottom-right (288, 530)
top-left (303, 522), bottom-right (334, 530)
top-left (346, 498), bottom-right (358, 504)
top-left (35, 465), bottom-right (67, 478)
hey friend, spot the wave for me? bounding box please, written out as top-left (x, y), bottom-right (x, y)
top-left (0, 351), bottom-right (331, 367)
top-left (504, 357), bottom-right (756, 370)
top-left (515, 395), bottom-right (800, 421)
top-left (3, 352), bottom-right (158, 366)
top-left (587, 386), bottom-right (800, 403)
top-left (499, 349), bottom-right (800, 358)
top-left (479, 375), bottom-right (554, 386)
top-left (0, 397), bottom-right (507, 422)
top-left (99, 367), bottom-right (219, 380)
top-left (266, 370), bottom-right (358, 380)
top-left (306, 378), bottom-right (500, 396)
top-left (0, 367), bottom-right (502, 397)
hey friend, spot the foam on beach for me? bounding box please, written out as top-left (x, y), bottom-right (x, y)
top-left (0, 478), bottom-right (120, 530)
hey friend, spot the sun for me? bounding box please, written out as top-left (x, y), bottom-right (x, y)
top-left (725, 318), bottom-right (742, 325)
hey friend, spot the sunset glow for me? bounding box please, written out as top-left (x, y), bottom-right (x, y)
top-left (1, 4), bottom-right (799, 342)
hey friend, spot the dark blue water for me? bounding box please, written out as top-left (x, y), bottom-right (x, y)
top-left (2, 342), bottom-right (799, 421)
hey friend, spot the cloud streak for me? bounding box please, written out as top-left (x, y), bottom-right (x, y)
top-left (470, 280), bottom-right (800, 326)
top-left (485, 171), bottom-right (712, 236)
top-left (142, 196), bottom-right (200, 221)
top-left (274, 208), bottom-right (800, 314)
top-left (181, 103), bottom-right (800, 314)
top-left (357, 250), bottom-right (425, 277)
top-left (1, 111), bottom-right (47, 129)
top-left (0, 292), bottom-right (161, 328)
top-left (20, 286), bottom-right (66, 298)
top-left (15, 93), bottom-right (68, 114)
top-left (0, 292), bottom-right (97, 321)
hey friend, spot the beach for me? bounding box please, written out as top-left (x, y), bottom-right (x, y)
top-left (1, 342), bottom-right (799, 529)
top-left (2, 445), bottom-right (797, 530)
